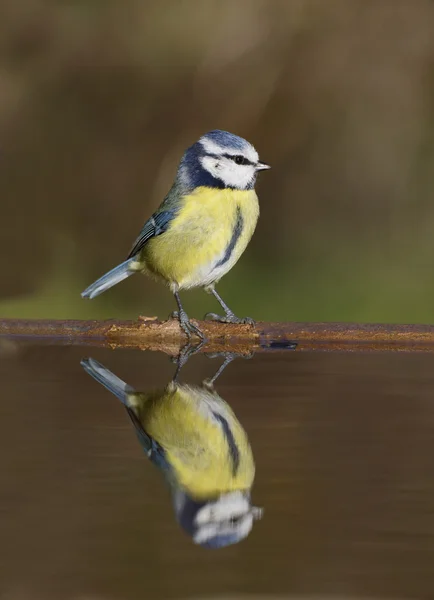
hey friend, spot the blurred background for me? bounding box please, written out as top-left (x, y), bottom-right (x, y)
top-left (1, 0), bottom-right (434, 323)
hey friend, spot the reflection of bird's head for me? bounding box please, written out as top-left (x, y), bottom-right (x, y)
top-left (178, 129), bottom-right (270, 191)
top-left (174, 489), bottom-right (263, 549)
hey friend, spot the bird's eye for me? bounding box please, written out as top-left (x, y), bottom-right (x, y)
top-left (233, 155), bottom-right (247, 165)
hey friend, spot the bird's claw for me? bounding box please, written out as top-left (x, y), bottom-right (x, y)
top-left (204, 312), bottom-right (256, 326)
top-left (204, 350), bottom-right (254, 361)
top-left (172, 340), bottom-right (205, 381)
top-left (179, 311), bottom-right (206, 341)
top-left (168, 310), bottom-right (206, 341)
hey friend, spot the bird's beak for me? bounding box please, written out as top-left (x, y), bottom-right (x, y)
top-left (256, 161), bottom-right (271, 171)
top-left (251, 506), bottom-right (264, 520)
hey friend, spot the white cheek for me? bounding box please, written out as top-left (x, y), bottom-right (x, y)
top-left (222, 163), bottom-right (256, 189)
top-left (201, 156), bottom-right (255, 189)
top-left (195, 492), bottom-right (250, 526)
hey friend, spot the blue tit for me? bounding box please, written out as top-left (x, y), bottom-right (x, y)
top-left (81, 130), bottom-right (270, 341)
top-left (81, 356), bottom-right (263, 548)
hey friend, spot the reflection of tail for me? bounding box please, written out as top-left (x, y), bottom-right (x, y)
top-left (81, 358), bottom-right (133, 404)
top-left (81, 357), bottom-right (157, 458)
top-left (81, 257), bottom-right (136, 299)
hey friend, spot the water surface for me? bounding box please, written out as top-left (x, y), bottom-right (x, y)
top-left (1, 342), bottom-right (434, 600)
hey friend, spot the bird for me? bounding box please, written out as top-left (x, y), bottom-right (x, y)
top-left (81, 130), bottom-right (270, 341)
top-left (81, 355), bottom-right (263, 548)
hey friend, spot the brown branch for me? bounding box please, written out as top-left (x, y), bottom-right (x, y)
top-left (1, 317), bottom-right (434, 354)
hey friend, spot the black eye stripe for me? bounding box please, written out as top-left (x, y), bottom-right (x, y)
top-left (204, 152), bottom-right (255, 167)
top-left (222, 153), bottom-right (254, 166)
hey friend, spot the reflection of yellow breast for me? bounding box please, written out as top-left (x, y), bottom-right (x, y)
top-left (142, 186), bottom-right (259, 289)
top-left (132, 385), bottom-right (255, 499)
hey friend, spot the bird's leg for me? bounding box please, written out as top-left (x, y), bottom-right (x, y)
top-left (204, 286), bottom-right (255, 325)
top-left (203, 350), bottom-right (255, 387)
top-left (203, 354), bottom-right (236, 387)
top-left (172, 290), bottom-right (206, 341)
top-left (172, 340), bottom-right (206, 382)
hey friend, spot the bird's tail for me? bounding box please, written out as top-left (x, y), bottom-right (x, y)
top-left (81, 257), bottom-right (137, 299)
top-left (80, 358), bottom-right (134, 405)
top-left (81, 357), bottom-right (156, 456)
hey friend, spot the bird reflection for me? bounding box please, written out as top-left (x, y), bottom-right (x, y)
top-left (81, 348), bottom-right (262, 548)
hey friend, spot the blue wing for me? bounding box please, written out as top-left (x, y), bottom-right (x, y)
top-left (127, 210), bottom-right (177, 259)
top-left (125, 405), bottom-right (172, 474)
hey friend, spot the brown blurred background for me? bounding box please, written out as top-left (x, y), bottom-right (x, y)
top-left (1, 0), bottom-right (434, 323)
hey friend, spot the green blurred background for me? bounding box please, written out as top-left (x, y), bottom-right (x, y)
top-left (1, 0), bottom-right (434, 323)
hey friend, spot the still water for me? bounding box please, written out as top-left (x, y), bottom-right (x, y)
top-left (1, 341), bottom-right (434, 600)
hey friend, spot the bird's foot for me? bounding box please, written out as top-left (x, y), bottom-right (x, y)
top-left (204, 312), bottom-right (255, 326)
top-left (202, 350), bottom-right (255, 388)
top-left (171, 310), bottom-right (206, 341)
top-left (205, 350), bottom-right (255, 361)
top-left (172, 340), bottom-right (205, 380)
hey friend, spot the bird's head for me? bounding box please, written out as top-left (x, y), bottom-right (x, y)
top-left (173, 489), bottom-right (263, 549)
top-left (178, 129), bottom-right (270, 191)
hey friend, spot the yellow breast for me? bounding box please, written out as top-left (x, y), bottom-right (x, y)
top-left (142, 186), bottom-right (259, 289)
top-left (135, 385), bottom-right (256, 499)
